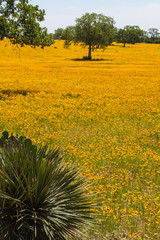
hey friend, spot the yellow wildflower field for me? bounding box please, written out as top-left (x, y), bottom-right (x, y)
top-left (0, 39), bottom-right (160, 239)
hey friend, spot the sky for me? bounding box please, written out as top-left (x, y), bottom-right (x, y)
top-left (32, 0), bottom-right (160, 33)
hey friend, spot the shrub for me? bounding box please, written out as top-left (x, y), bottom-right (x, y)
top-left (0, 131), bottom-right (93, 240)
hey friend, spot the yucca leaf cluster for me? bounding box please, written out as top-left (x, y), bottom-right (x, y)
top-left (0, 132), bottom-right (93, 240)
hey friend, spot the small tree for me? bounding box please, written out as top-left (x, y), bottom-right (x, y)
top-left (53, 28), bottom-right (64, 40)
top-left (116, 25), bottom-right (144, 47)
top-left (148, 28), bottom-right (160, 43)
top-left (65, 13), bottom-right (115, 60)
top-left (0, 0), bottom-right (54, 47)
top-left (63, 26), bottom-right (76, 48)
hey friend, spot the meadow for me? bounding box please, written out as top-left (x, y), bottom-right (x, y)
top-left (0, 39), bottom-right (160, 239)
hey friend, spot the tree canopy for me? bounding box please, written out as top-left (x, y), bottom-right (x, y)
top-left (64, 13), bottom-right (115, 59)
top-left (53, 28), bottom-right (64, 40)
top-left (116, 25), bottom-right (144, 47)
top-left (0, 0), bottom-right (54, 47)
top-left (147, 28), bottom-right (160, 43)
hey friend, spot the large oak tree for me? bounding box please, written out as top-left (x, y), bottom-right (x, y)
top-left (65, 13), bottom-right (115, 60)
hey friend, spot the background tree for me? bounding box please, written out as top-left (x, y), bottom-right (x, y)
top-left (53, 28), bottom-right (64, 40)
top-left (53, 26), bottom-right (75, 46)
top-left (63, 26), bottom-right (75, 48)
top-left (116, 25), bottom-right (144, 47)
top-left (64, 13), bottom-right (115, 60)
top-left (0, 0), bottom-right (54, 47)
top-left (147, 28), bottom-right (160, 43)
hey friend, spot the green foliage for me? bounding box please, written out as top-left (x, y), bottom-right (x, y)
top-left (2, 131), bottom-right (8, 140)
top-left (0, 89), bottom-right (32, 97)
top-left (53, 28), bottom-right (64, 40)
top-left (0, 14), bottom-right (9, 40)
top-left (0, 132), bottom-right (93, 239)
top-left (145, 28), bottom-right (160, 43)
top-left (62, 92), bottom-right (81, 99)
top-left (64, 13), bottom-right (115, 59)
top-left (0, 131), bottom-right (36, 150)
top-left (63, 26), bottom-right (76, 48)
top-left (0, 131), bottom-right (9, 147)
top-left (116, 25), bottom-right (144, 47)
top-left (75, 13), bottom-right (115, 47)
top-left (0, 0), bottom-right (54, 47)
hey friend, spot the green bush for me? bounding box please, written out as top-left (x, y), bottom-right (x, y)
top-left (0, 131), bottom-right (93, 240)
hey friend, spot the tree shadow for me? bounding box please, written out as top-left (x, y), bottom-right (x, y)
top-left (71, 58), bottom-right (107, 61)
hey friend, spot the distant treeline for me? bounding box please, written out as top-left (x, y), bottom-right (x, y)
top-left (53, 26), bottom-right (160, 45)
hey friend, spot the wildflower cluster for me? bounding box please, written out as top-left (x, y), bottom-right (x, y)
top-left (0, 39), bottom-right (159, 239)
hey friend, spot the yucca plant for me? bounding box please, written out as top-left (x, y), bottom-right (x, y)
top-left (0, 132), bottom-right (93, 240)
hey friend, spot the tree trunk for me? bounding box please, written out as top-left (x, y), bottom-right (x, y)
top-left (88, 44), bottom-right (92, 60)
top-left (123, 42), bottom-right (126, 47)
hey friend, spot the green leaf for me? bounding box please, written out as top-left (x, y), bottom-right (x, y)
top-left (24, 138), bottom-right (32, 148)
top-left (2, 130), bottom-right (9, 140)
top-left (19, 135), bottom-right (26, 143)
top-left (0, 139), bottom-right (4, 148)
